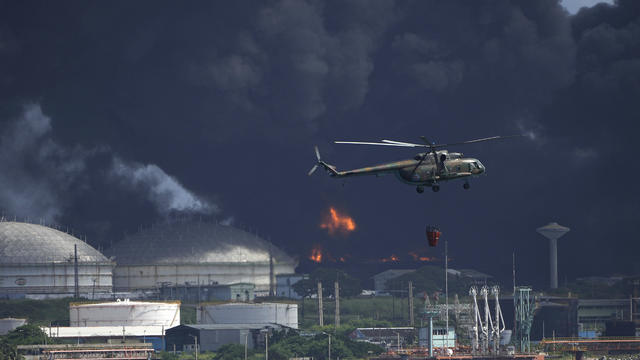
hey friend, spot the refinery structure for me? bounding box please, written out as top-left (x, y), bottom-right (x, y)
top-left (4, 217), bottom-right (640, 360)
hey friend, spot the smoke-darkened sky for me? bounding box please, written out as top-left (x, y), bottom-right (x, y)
top-left (0, 0), bottom-right (638, 288)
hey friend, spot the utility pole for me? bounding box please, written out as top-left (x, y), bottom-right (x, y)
top-left (408, 281), bottom-right (414, 326)
top-left (318, 282), bottom-right (324, 326)
top-left (74, 244), bottom-right (79, 298)
top-left (244, 333), bottom-right (248, 360)
top-left (445, 238), bottom-right (449, 339)
top-left (269, 245), bottom-right (275, 297)
top-left (265, 331), bottom-right (268, 360)
top-left (335, 281), bottom-right (340, 327)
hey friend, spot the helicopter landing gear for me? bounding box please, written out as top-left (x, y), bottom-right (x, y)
top-left (463, 181), bottom-right (470, 190)
top-left (432, 185), bottom-right (440, 192)
top-left (416, 186), bottom-right (424, 194)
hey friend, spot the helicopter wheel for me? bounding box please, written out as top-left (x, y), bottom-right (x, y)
top-left (432, 185), bottom-right (440, 192)
top-left (463, 182), bottom-right (470, 190)
top-left (416, 186), bottom-right (424, 194)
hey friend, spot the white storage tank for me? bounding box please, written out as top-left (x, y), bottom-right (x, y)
top-left (70, 299), bottom-right (180, 327)
top-left (197, 302), bottom-right (298, 329)
top-left (0, 221), bottom-right (113, 297)
top-left (107, 221), bottom-right (297, 296)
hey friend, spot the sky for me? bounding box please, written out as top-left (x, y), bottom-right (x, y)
top-left (0, 0), bottom-right (639, 289)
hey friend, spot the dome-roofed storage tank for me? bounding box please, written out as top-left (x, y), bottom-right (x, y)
top-left (107, 220), bottom-right (297, 296)
top-left (70, 299), bottom-right (180, 327)
top-left (0, 221), bottom-right (114, 298)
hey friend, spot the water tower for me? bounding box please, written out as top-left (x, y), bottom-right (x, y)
top-left (536, 222), bottom-right (570, 289)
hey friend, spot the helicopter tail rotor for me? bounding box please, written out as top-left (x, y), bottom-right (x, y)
top-left (308, 146), bottom-right (339, 177)
top-left (308, 146), bottom-right (321, 176)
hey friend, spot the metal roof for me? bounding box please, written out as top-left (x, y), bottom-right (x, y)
top-left (174, 323), bottom-right (283, 331)
top-left (372, 269), bottom-right (415, 279)
top-left (107, 221), bottom-right (295, 265)
top-left (0, 221), bottom-right (110, 264)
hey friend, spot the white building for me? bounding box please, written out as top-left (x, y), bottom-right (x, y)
top-left (70, 299), bottom-right (180, 327)
top-left (419, 327), bottom-right (456, 349)
top-left (107, 221), bottom-right (297, 296)
top-left (197, 302), bottom-right (298, 329)
top-left (0, 221), bottom-right (113, 298)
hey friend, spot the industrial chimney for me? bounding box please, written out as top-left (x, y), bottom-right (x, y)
top-left (536, 222), bottom-right (570, 289)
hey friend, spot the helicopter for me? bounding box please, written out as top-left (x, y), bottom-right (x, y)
top-left (308, 135), bottom-right (520, 193)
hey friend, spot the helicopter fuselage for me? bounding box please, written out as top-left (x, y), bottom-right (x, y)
top-left (325, 150), bottom-right (485, 186)
top-left (395, 157), bottom-right (485, 185)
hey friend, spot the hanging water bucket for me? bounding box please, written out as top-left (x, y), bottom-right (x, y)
top-left (426, 226), bottom-right (441, 247)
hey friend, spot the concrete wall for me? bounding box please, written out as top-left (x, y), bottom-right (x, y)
top-left (0, 263), bottom-right (113, 295)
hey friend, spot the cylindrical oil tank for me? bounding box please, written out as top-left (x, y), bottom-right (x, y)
top-left (0, 318), bottom-right (27, 335)
top-left (197, 302), bottom-right (298, 329)
top-left (70, 299), bottom-right (180, 327)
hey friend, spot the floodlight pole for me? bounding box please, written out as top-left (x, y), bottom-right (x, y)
top-left (245, 333), bottom-right (248, 360)
top-left (445, 237), bottom-right (449, 345)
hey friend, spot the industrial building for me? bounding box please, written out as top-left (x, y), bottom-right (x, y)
top-left (197, 302), bottom-right (299, 329)
top-left (159, 282), bottom-right (256, 302)
top-left (373, 270), bottom-right (415, 295)
top-left (418, 327), bottom-right (456, 349)
top-left (578, 298), bottom-right (633, 335)
top-left (107, 221), bottom-right (297, 296)
top-left (69, 299), bottom-right (180, 327)
top-left (165, 324), bottom-right (283, 352)
top-left (0, 221), bottom-right (114, 298)
top-left (276, 274), bottom-right (305, 299)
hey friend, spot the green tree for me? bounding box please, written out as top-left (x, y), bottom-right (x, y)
top-left (213, 343), bottom-right (254, 360)
top-left (293, 268), bottom-right (362, 298)
top-left (0, 324), bottom-right (56, 360)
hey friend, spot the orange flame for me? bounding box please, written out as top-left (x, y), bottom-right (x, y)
top-left (409, 251), bottom-right (433, 262)
top-left (309, 245), bottom-right (323, 263)
top-left (320, 207), bottom-right (356, 235)
top-left (381, 254), bottom-right (400, 263)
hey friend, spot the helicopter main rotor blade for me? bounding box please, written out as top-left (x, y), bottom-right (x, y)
top-left (381, 139), bottom-right (425, 147)
top-left (430, 135), bottom-right (523, 148)
top-left (308, 164), bottom-right (319, 176)
top-left (334, 141), bottom-right (426, 147)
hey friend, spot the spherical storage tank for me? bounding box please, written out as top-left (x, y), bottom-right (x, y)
top-left (0, 221), bottom-right (113, 297)
top-left (107, 221), bottom-right (297, 295)
top-left (70, 299), bottom-right (180, 327)
top-left (197, 302), bottom-right (298, 329)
